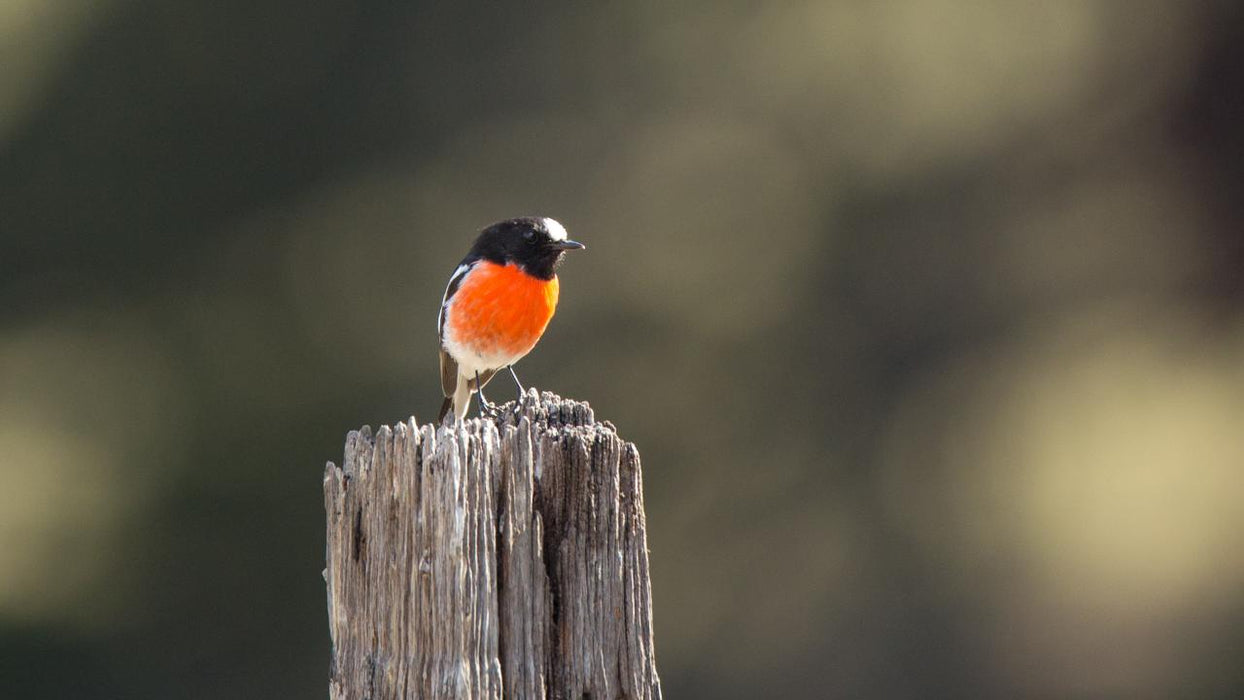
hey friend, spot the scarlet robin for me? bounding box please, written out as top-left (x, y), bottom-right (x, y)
top-left (436, 217), bottom-right (585, 422)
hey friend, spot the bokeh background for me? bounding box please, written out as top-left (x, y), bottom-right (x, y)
top-left (3, 1), bottom-right (1243, 698)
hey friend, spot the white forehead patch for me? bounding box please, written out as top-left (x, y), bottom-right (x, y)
top-left (542, 217), bottom-right (568, 241)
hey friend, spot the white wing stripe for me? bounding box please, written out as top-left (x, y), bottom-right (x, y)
top-left (438, 263), bottom-right (472, 335)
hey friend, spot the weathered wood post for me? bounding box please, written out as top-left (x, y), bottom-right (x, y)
top-left (324, 390), bottom-right (661, 699)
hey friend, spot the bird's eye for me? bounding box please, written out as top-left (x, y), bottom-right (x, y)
top-left (522, 229), bottom-right (537, 242)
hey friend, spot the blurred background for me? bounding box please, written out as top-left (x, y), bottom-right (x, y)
top-left (3, 1), bottom-right (1243, 697)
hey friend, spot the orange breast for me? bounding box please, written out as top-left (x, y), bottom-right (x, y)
top-left (448, 262), bottom-right (559, 359)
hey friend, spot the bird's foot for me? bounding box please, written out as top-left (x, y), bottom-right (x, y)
top-left (477, 395), bottom-right (501, 419)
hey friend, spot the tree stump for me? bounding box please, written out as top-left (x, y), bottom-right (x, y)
top-left (324, 390), bottom-right (661, 699)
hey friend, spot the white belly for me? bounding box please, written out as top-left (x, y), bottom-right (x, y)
top-left (442, 322), bottom-right (528, 378)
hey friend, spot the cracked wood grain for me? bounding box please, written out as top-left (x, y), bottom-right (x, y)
top-left (324, 390), bottom-right (661, 700)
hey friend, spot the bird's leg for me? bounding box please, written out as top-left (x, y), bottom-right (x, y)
top-left (475, 371), bottom-right (498, 418)
top-left (507, 365), bottom-right (526, 401)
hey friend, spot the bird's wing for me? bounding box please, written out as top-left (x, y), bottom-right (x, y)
top-left (438, 261), bottom-right (473, 337)
top-left (439, 347), bottom-right (499, 396)
top-left (439, 346), bottom-right (458, 398)
top-left (438, 258), bottom-right (497, 421)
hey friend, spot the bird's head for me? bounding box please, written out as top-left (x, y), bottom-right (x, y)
top-left (471, 217), bottom-right (585, 280)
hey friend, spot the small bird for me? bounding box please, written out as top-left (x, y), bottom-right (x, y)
top-left (436, 217), bottom-right (585, 422)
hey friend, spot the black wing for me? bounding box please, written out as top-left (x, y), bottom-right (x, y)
top-left (436, 256), bottom-right (500, 421)
top-left (439, 346), bottom-right (458, 399)
top-left (438, 260), bottom-right (475, 338)
top-left (436, 348), bottom-right (497, 422)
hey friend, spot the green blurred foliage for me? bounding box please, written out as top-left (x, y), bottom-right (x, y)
top-left (2, 1), bottom-right (1243, 698)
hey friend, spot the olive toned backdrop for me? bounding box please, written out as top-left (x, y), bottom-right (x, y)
top-left (3, 2), bottom-right (1243, 698)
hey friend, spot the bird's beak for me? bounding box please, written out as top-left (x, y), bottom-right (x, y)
top-left (551, 239), bottom-right (585, 251)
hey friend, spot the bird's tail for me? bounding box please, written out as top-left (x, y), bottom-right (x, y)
top-left (436, 375), bottom-right (473, 423)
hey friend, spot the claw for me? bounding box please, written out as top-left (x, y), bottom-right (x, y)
top-left (478, 396), bottom-right (500, 418)
top-left (475, 370), bottom-right (496, 419)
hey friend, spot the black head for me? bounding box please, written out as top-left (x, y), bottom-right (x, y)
top-left (468, 217), bottom-right (585, 280)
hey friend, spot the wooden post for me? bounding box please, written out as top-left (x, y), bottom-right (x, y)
top-left (324, 390), bottom-right (661, 699)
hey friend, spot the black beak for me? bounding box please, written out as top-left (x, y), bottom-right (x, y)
top-left (551, 239), bottom-right (585, 251)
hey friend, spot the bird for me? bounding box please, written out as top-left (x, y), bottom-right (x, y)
top-left (436, 216), bottom-right (585, 423)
